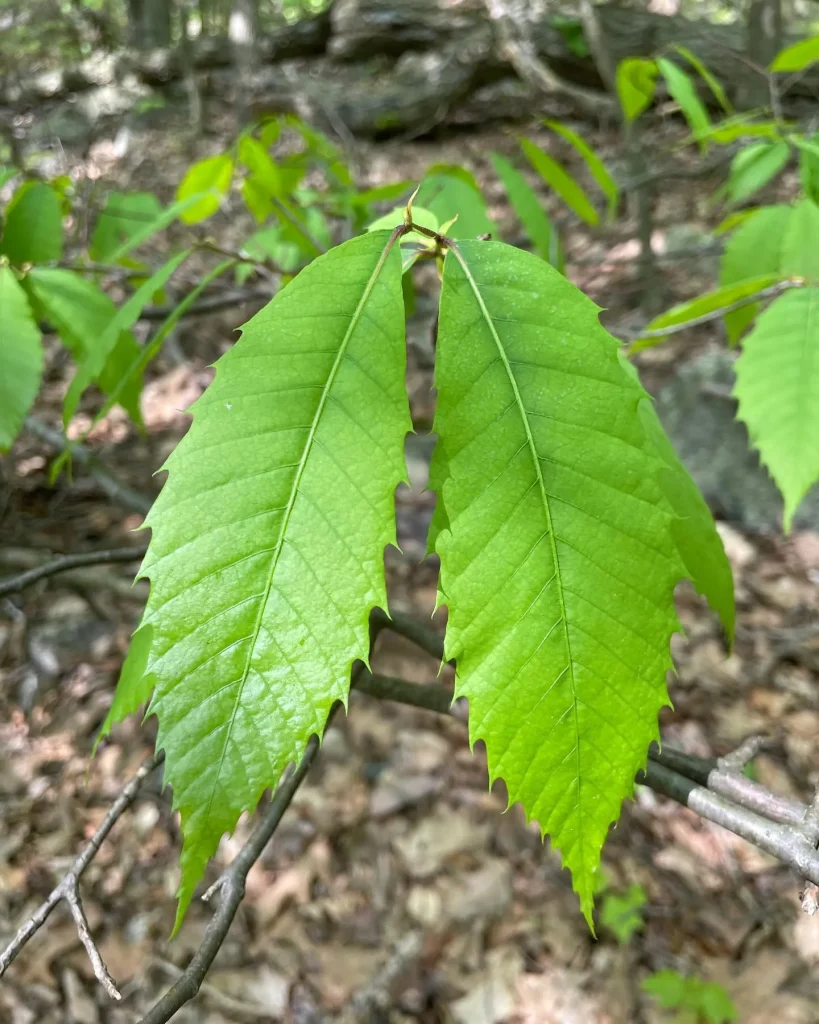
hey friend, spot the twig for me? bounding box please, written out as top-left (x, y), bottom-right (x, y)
top-left (338, 931), bottom-right (423, 1023)
top-left (137, 732), bottom-right (322, 1024)
top-left (0, 753), bottom-right (162, 997)
top-left (139, 286), bottom-right (272, 321)
top-left (626, 279), bottom-right (804, 344)
top-left (371, 607), bottom-right (445, 661)
top-left (355, 672), bottom-right (819, 892)
top-left (0, 545), bottom-right (148, 598)
top-left (24, 417), bottom-right (152, 515)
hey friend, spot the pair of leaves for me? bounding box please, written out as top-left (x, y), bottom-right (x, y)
top-left (616, 52), bottom-right (715, 136)
top-left (105, 228), bottom-right (732, 930)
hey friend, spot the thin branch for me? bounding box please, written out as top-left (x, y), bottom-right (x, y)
top-left (0, 545), bottom-right (148, 598)
top-left (371, 607), bottom-right (445, 662)
top-left (626, 279), bottom-right (804, 344)
top-left (139, 286), bottom-right (272, 321)
top-left (24, 417), bottom-right (153, 515)
top-left (0, 753), bottom-right (162, 996)
top-left (137, 732), bottom-right (322, 1024)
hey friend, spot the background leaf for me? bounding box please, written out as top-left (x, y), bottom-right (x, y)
top-left (656, 58), bottom-right (711, 148)
top-left (0, 182), bottom-right (63, 265)
top-left (734, 286), bottom-right (819, 531)
top-left (488, 153), bottom-right (559, 264)
top-left (432, 240), bottom-right (683, 923)
top-left (416, 170), bottom-right (493, 239)
top-left (25, 269), bottom-right (145, 424)
top-left (616, 58), bottom-right (658, 122)
top-left (672, 44), bottom-right (733, 113)
top-left (0, 267), bottom-right (43, 451)
top-left (90, 192), bottom-right (164, 262)
top-left (724, 140), bottom-right (791, 205)
top-left (719, 204), bottom-right (793, 342)
top-left (105, 230), bottom-right (411, 927)
top-left (520, 138), bottom-right (599, 226)
top-left (544, 120), bottom-right (619, 220)
top-left (176, 154), bottom-right (234, 225)
top-left (770, 36), bottom-right (819, 72)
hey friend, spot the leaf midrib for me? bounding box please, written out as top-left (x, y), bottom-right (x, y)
top-left (446, 243), bottom-right (584, 860)
top-left (197, 237), bottom-right (399, 840)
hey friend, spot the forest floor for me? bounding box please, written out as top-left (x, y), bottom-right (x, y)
top-left (2, 99), bottom-right (819, 1024)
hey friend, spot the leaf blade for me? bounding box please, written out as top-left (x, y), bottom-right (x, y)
top-left (108, 230), bottom-right (411, 926)
top-left (520, 138), bottom-right (599, 226)
top-left (0, 267), bottom-right (43, 451)
top-left (544, 120), bottom-right (619, 220)
top-left (488, 153), bottom-right (558, 264)
top-left (433, 240), bottom-right (682, 923)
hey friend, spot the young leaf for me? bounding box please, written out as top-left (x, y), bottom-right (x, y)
top-left (0, 182), bottom-right (63, 265)
top-left (90, 192), bottom-right (164, 262)
top-left (544, 120), bottom-right (618, 220)
top-left (723, 140), bottom-right (791, 205)
top-left (656, 58), bottom-right (711, 148)
top-left (432, 240), bottom-right (684, 923)
top-left (672, 45), bottom-right (733, 114)
top-left (520, 138), bottom-right (599, 226)
top-left (633, 274), bottom-right (783, 351)
top-left (105, 230), bottom-right (411, 927)
top-left (616, 58), bottom-right (658, 122)
top-left (24, 269), bottom-right (145, 424)
top-left (489, 153), bottom-right (559, 266)
top-left (719, 204), bottom-right (793, 342)
top-left (734, 286), bottom-right (819, 531)
top-left (62, 251), bottom-right (190, 426)
top-left (770, 37), bottom-right (819, 73)
top-left (0, 266), bottom-right (43, 451)
top-left (367, 205), bottom-right (438, 271)
top-left (175, 154), bottom-right (234, 225)
top-left (415, 170), bottom-right (493, 239)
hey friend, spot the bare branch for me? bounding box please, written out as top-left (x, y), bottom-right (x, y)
top-left (137, 732), bottom-right (322, 1024)
top-left (139, 286), bottom-right (272, 321)
top-left (24, 417), bottom-right (153, 515)
top-left (0, 545), bottom-right (148, 598)
top-left (371, 607), bottom-right (445, 661)
top-left (0, 753), bottom-right (162, 995)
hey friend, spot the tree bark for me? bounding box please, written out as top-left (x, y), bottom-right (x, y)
top-left (741, 0), bottom-right (783, 108)
top-left (127, 0), bottom-right (172, 49)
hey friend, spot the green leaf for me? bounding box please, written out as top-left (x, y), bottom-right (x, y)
top-left (656, 58), bottom-right (711, 149)
top-left (642, 970), bottom-right (689, 1008)
top-left (520, 138), bottom-right (599, 226)
top-left (699, 982), bottom-right (738, 1024)
top-left (24, 269), bottom-right (144, 424)
top-left (781, 196), bottom-right (819, 280)
top-left (106, 193), bottom-right (210, 264)
top-left (633, 274), bottom-right (783, 350)
top-left (724, 140), bottom-right (791, 205)
top-left (698, 116), bottom-right (781, 145)
top-left (62, 251), bottom-right (190, 426)
top-left (719, 204), bottom-right (793, 342)
top-left (616, 58), bottom-right (658, 122)
top-left (352, 181), bottom-right (415, 207)
top-left (432, 240), bottom-right (684, 923)
top-left (770, 37), bottom-right (819, 73)
top-left (0, 266), bottom-right (43, 451)
top-left (489, 153), bottom-right (559, 265)
top-left (0, 182), bottom-right (63, 265)
top-left (415, 170), bottom-right (493, 239)
top-left (175, 154), bottom-right (234, 225)
top-left (599, 884), bottom-right (646, 944)
top-left (795, 134), bottom-right (819, 203)
top-left (107, 230), bottom-right (410, 927)
top-left (734, 286), bottom-right (819, 531)
top-left (671, 45), bottom-right (733, 113)
top-left (90, 192), bottom-right (163, 262)
top-left (544, 120), bottom-right (618, 220)
top-left (636, 392), bottom-right (735, 643)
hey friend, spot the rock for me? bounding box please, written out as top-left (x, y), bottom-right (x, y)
top-left (393, 809), bottom-right (489, 878)
top-left (407, 884), bottom-right (444, 927)
top-left (716, 523), bottom-right (756, 569)
top-left (654, 349), bottom-right (819, 532)
top-left (449, 946), bottom-right (524, 1024)
top-left (369, 771), bottom-right (443, 818)
top-left (444, 859), bottom-right (513, 924)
